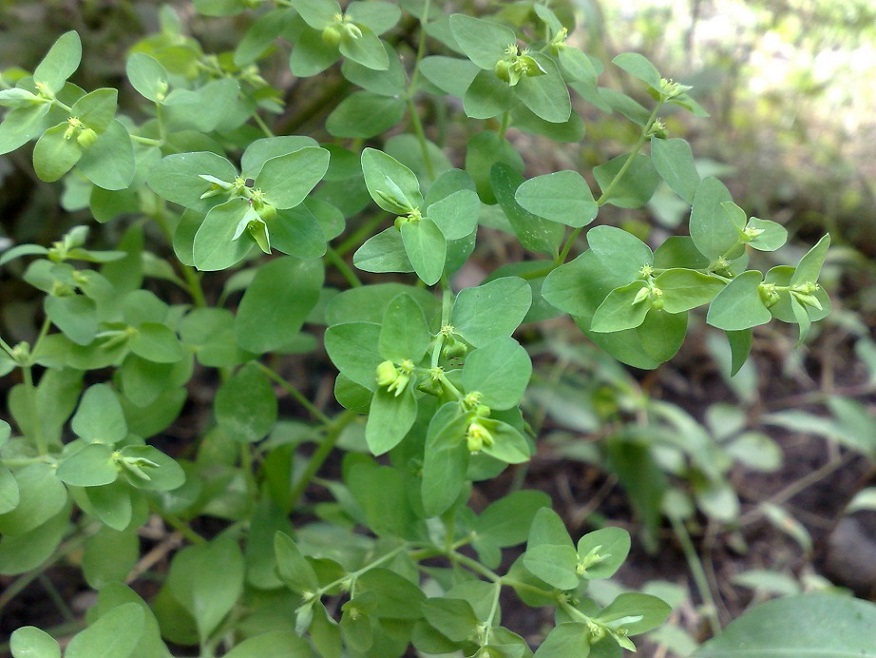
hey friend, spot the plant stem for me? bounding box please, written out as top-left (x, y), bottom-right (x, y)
top-left (21, 365), bottom-right (47, 455)
top-left (556, 102), bottom-right (664, 264)
top-left (255, 361), bottom-right (332, 425)
top-left (406, 0), bottom-right (435, 180)
top-left (324, 247), bottom-right (362, 288)
top-left (287, 409), bottom-right (358, 510)
top-left (252, 110), bottom-right (275, 138)
top-left (669, 514), bottom-right (722, 637)
top-left (162, 514), bottom-right (207, 545)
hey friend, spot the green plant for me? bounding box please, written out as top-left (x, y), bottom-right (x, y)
top-left (0, 1), bottom-right (845, 656)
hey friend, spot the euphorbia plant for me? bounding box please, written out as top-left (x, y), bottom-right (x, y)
top-left (0, 1), bottom-right (834, 657)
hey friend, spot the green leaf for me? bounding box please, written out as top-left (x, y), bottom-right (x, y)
top-left (593, 152), bottom-right (659, 208)
top-left (419, 56), bottom-right (479, 98)
top-left (427, 188), bottom-right (480, 240)
top-left (126, 53), bottom-right (169, 103)
top-left (44, 295), bottom-right (97, 345)
top-left (422, 403), bottom-right (469, 517)
top-left (449, 14), bottom-right (515, 70)
top-left (0, 499), bottom-right (71, 575)
top-left (575, 527), bottom-right (630, 580)
top-left (591, 281), bottom-right (650, 333)
top-left (452, 277), bottom-right (532, 348)
top-left (10, 627), bottom-right (61, 658)
top-left (481, 419), bottom-right (531, 464)
top-left (72, 383), bottom-right (127, 444)
top-left (325, 91), bottom-right (406, 144)
top-left (56, 443), bottom-right (118, 487)
top-left (215, 363), bottom-right (277, 443)
top-left (0, 104), bottom-right (51, 155)
top-left (527, 507), bottom-right (573, 548)
top-left (290, 25), bottom-right (340, 77)
top-left (421, 597), bottom-right (479, 642)
top-left (70, 89), bottom-right (116, 134)
top-left (401, 217), bottom-right (446, 285)
top-left (463, 68), bottom-right (517, 120)
top-left (514, 54), bottom-right (571, 124)
top-left (693, 594), bottom-right (876, 657)
top-left (462, 337), bottom-right (531, 410)
top-left (511, 102), bottom-right (586, 143)
top-left (0, 464), bottom-right (68, 536)
top-left (274, 531), bottom-right (319, 593)
top-left (118, 445), bottom-right (185, 491)
top-left (148, 151), bottom-right (238, 212)
top-left (361, 147), bottom-right (423, 213)
top-left (465, 131), bottom-right (524, 204)
top-left (366, 386), bottom-right (417, 455)
top-left (223, 631), bottom-right (314, 658)
top-left (706, 270), bottom-right (771, 331)
top-left (746, 217), bottom-right (788, 251)
top-left (726, 329), bottom-right (753, 377)
top-left (353, 227), bottom-right (414, 274)
top-left (613, 52), bottom-right (662, 90)
top-left (596, 592), bottom-right (671, 635)
top-left (342, 42), bottom-right (405, 95)
top-left (192, 199), bottom-right (254, 271)
top-left (167, 537), bottom-right (245, 642)
top-left (241, 136), bottom-right (318, 178)
top-left (378, 293), bottom-right (431, 362)
top-left (650, 137), bottom-right (700, 204)
top-left (515, 170), bottom-right (597, 228)
top-left (66, 602), bottom-right (144, 658)
top-left (338, 24), bottom-right (388, 71)
top-left (636, 306), bottom-right (688, 364)
top-left (492, 163), bottom-right (564, 256)
top-left (690, 177), bottom-right (737, 260)
top-left (128, 322), bottom-right (184, 363)
top-left (33, 123), bottom-right (82, 182)
top-left (587, 226), bottom-right (654, 278)
top-left (324, 321), bottom-right (383, 390)
top-left (34, 31), bottom-right (82, 93)
top-left (655, 269), bottom-right (725, 313)
top-left (475, 489), bottom-right (550, 547)
top-left (523, 544), bottom-right (579, 590)
top-left (0, 465), bottom-right (19, 515)
top-left (85, 481), bottom-right (132, 531)
top-left (83, 527), bottom-right (139, 589)
top-left (791, 234), bottom-right (830, 285)
top-left (235, 257), bottom-right (324, 353)
top-left (533, 623), bottom-right (590, 658)
top-left (255, 147), bottom-right (330, 209)
top-left (269, 205), bottom-right (328, 260)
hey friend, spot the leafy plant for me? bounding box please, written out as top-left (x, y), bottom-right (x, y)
top-left (0, 1), bottom-right (848, 656)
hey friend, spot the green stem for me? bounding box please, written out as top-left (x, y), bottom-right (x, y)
top-left (38, 573), bottom-right (77, 623)
top-left (324, 247), bottom-right (362, 288)
top-left (163, 514), bottom-right (207, 545)
top-left (335, 213), bottom-right (388, 257)
top-left (255, 361), bottom-right (332, 425)
top-left (287, 409), bottom-right (358, 510)
top-left (406, 98), bottom-right (435, 181)
top-left (252, 110), bottom-right (275, 138)
top-left (130, 134), bottom-right (163, 147)
top-left (669, 515), bottom-right (722, 637)
top-left (430, 278), bottom-right (453, 368)
top-left (405, 0), bottom-right (436, 180)
top-left (318, 542), bottom-right (409, 596)
top-left (21, 365), bottom-right (47, 455)
top-left (594, 104), bottom-right (663, 207)
top-left (498, 111), bottom-right (511, 140)
top-left (556, 101), bottom-right (664, 264)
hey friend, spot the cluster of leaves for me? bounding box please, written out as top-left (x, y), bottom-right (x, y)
top-left (0, 1), bottom-right (844, 657)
